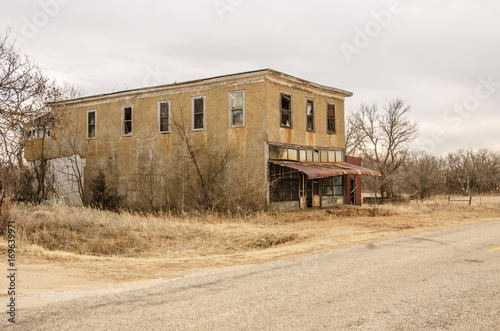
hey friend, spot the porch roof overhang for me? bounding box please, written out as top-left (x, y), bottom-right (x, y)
top-left (270, 161), bottom-right (381, 179)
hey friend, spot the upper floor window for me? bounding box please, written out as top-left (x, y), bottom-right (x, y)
top-left (229, 91), bottom-right (244, 127)
top-left (122, 105), bottom-right (133, 136)
top-left (158, 101), bottom-right (170, 133)
top-left (27, 127), bottom-right (51, 140)
top-left (87, 110), bottom-right (96, 139)
top-left (327, 103), bottom-right (336, 134)
top-left (280, 93), bottom-right (292, 128)
top-left (306, 100), bottom-right (314, 132)
top-left (192, 96), bottom-right (206, 130)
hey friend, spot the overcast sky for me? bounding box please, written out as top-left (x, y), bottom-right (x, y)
top-left (2, 0), bottom-right (499, 155)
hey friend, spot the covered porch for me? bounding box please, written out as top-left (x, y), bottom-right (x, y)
top-left (269, 160), bottom-right (381, 211)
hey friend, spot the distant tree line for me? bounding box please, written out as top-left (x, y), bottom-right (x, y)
top-left (347, 100), bottom-right (500, 200)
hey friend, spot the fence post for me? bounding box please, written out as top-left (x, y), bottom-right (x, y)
top-left (469, 197), bottom-right (472, 205)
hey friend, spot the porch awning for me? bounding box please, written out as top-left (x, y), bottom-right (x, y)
top-left (270, 161), bottom-right (381, 179)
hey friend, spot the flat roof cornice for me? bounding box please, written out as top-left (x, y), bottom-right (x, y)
top-left (59, 69), bottom-right (353, 106)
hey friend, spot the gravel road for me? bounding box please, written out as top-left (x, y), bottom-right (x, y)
top-left (9, 221), bottom-right (500, 330)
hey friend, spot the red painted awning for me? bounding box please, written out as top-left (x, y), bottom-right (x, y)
top-left (270, 161), bottom-right (381, 179)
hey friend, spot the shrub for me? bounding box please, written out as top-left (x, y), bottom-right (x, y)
top-left (89, 170), bottom-right (123, 211)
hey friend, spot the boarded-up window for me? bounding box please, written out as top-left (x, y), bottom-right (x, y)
top-left (159, 101), bottom-right (170, 133)
top-left (328, 151), bottom-right (335, 162)
top-left (306, 100), bottom-right (314, 132)
top-left (230, 91), bottom-right (244, 127)
top-left (321, 150), bottom-right (328, 162)
top-left (87, 110), bottom-right (96, 139)
top-left (327, 104), bottom-right (336, 134)
top-left (299, 149), bottom-right (306, 161)
top-left (336, 151), bottom-right (343, 162)
top-left (280, 94), bottom-right (292, 128)
top-left (193, 96), bottom-right (205, 130)
top-left (123, 106), bottom-right (132, 136)
top-left (288, 149), bottom-right (298, 161)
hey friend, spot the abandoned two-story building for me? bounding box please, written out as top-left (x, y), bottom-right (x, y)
top-left (24, 69), bottom-right (380, 210)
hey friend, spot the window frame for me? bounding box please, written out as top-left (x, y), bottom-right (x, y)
top-left (87, 109), bottom-right (97, 139)
top-left (333, 175), bottom-right (344, 196)
top-left (306, 99), bottom-right (314, 132)
top-left (327, 103), bottom-right (336, 134)
top-left (122, 105), bottom-right (133, 136)
top-left (280, 93), bottom-right (292, 129)
top-left (229, 90), bottom-right (245, 128)
top-left (158, 100), bottom-right (171, 134)
top-left (192, 95), bottom-right (206, 131)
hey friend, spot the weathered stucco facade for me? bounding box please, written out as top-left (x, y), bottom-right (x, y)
top-left (25, 69), bottom-right (377, 210)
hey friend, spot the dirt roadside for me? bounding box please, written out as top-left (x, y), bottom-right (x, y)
top-left (3, 212), bottom-right (499, 296)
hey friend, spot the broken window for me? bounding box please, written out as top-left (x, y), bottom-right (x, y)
top-left (313, 149), bottom-right (319, 162)
top-left (327, 103), bottom-right (336, 134)
top-left (192, 96), bottom-right (205, 130)
top-left (27, 127), bottom-right (50, 140)
top-left (271, 179), bottom-right (299, 201)
top-left (270, 164), bottom-right (300, 202)
top-left (122, 106), bottom-right (133, 136)
top-left (280, 94), bottom-right (292, 128)
top-left (230, 91), bottom-right (244, 127)
top-left (87, 110), bottom-right (96, 139)
top-left (27, 128), bottom-right (37, 140)
top-left (322, 178), bottom-right (333, 196)
top-left (306, 100), bottom-right (314, 132)
top-left (158, 101), bottom-right (170, 133)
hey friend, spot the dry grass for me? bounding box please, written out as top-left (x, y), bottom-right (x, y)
top-left (1, 195), bottom-right (499, 284)
top-left (11, 206), bottom-right (305, 259)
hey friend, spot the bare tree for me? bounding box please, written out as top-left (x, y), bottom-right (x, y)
top-left (0, 29), bottom-right (87, 204)
top-left (444, 149), bottom-right (500, 195)
top-left (401, 150), bottom-right (444, 199)
top-left (347, 99), bottom-right (419, 199)
top-left (170, 116), bottom-right (235, 211)
top-left (0, 29), bottom-right (51, 202)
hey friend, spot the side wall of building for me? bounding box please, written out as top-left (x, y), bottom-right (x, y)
top-left (26, 75), bottom-right (271, 209)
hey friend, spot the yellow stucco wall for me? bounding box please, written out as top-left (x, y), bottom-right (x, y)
top-left (24, 70), bottom-right (350, 208)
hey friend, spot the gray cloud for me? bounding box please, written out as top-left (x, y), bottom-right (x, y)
top-left (1, 0), bottom-right (499, 155)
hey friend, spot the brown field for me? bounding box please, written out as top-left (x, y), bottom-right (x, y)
top-left (1, 195), bottom-right (499, 292)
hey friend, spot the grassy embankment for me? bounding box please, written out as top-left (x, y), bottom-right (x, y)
top-left (2, 195), bottom-right (499, 265)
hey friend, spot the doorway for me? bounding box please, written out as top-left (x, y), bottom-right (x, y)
top-left (306, 179), bottom-right (320, 208)
top-left (350, 178), bottom-right (357, 205)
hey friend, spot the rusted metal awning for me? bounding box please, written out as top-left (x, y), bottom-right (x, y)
top-left (270, 161), bottom-right (381, 179)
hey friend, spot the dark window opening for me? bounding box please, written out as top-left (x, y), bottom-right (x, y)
top-left (280, 94), bottom-right (292, 128)
top-left (270, 164), bottom-right (300, 202)
top-left (159, 102), bottom-right (169, 132)
top-left (193, 97), bottom-right (205, 130)
top-left (88, 111), bottom-right (96, 138)
top-left (306, 100), bottom-right (314, 132)
top-left (271, 179), bottom-right (299, 202)
top-left (333, 176), bottom-right (343, 196)
top-left (327, 104), bottom-right (336, 134)
top-left (123, 106), bottom-right (132, 135)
